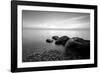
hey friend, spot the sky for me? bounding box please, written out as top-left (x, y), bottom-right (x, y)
top-left (22, 10), bottom-right (90, 29)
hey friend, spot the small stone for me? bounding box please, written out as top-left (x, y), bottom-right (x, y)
top-left (46, 39), bottom-right (53, 43)
top-left (52, 36), bottom-right (59, 40)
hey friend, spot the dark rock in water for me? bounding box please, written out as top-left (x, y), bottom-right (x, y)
top-left (65, 38), bottom-right (90, 59)
top-left (52, 36), bottom-right (59, 40)
top-left (55, 36), bottom-right (70, 46)
top-left (46, 39), bottom-right (53, 43)
top-left (72, 37), bottom-right (84, 42)
top-left (65, 38), bottom-right (82, 49)
top-left (72, 37), bottom-right (90, 46)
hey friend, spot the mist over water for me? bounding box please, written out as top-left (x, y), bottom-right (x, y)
top-left (22, 29), bottom-right (90, 57)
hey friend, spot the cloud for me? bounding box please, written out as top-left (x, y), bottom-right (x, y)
top-left (23, 10), bottom-right (90, 29)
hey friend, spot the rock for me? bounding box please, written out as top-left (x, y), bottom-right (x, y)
top-left (55, 36), bottom-right (70, 46)
top-left (41, 50), bottom-right (65, 61)
top-left (52, 36), bottom-right (59, 40)
top-left (46, 39), bottom-right (53, 43)
top-left (65, 37), bottom-right (90, 59)
top-left (72, 37), bottom-right (84, 42)
top-left (72, 37), bottom-right (90, 46)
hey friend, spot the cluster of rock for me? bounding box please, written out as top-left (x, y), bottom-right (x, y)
top-left (46, 36), bottom-right (90, 59)
top-left (23, 50), bottom-right (66, 62)
top-left (23, 35), bottom-right (90, 62)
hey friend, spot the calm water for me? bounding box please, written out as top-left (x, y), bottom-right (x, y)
top-left (22, 29), bottom-right (90, 57)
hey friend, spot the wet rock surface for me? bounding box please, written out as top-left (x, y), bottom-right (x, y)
top-left (52, 36), bottom-right (59, 40)
top-left (65, 37), bottom-right (90, 59)
top-left (46, 39), bottom-right (53, 43)
top-left (55, 36), bottom-right (70, 46)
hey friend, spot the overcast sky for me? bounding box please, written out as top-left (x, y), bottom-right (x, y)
top-left (22, 10), bottom-right (90, 29)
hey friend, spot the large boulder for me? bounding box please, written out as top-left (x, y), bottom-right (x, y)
top-left (72, 37), bottom-right (84, 42)
top-left (65, 37), bottom-right (90, 59)
top-left (55, 36), bottom-right (70, 46)
top-left (72, 37), bottom-right (90, 45)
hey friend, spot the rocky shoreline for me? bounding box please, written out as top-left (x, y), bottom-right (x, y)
top-left (47, 36), bottom-right (90, 59)
top-left (23, 35), bottom-right (90, 62)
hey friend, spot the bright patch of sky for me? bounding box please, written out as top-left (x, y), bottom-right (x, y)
top-left (22, 10), bottom-right (90, 29)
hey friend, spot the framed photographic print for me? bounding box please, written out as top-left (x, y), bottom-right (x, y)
top-left (11, 1), bottom-right (97, 72)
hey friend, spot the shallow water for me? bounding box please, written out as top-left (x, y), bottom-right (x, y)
top-left (22, 29), bottom-right (90, 58)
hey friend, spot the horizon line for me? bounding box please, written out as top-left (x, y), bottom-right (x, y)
top-left (23, 28), bottom-right (90, 30)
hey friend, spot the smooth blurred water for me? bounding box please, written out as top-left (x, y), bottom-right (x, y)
top-left (22, 29), bottom-right (90, 57)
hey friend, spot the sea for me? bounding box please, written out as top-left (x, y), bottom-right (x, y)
top-left (22, 29), bottom-right (90, 58)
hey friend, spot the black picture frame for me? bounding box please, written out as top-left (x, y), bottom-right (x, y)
top-left (11, 1), bottom-right (97, 72)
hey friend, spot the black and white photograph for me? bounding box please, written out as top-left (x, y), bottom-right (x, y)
top-left (22, 10), bottom-right (90, 62)
top-left (11, 1), bottom-right (97, 72)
